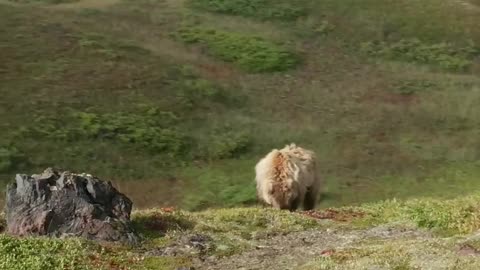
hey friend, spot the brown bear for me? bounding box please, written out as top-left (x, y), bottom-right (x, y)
top-left (255, 143), bottom-right (321, 211)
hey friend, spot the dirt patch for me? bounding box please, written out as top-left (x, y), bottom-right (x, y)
top-left (47, 0), bottom-right (120, 10)
top-left (196, 62), bottom-right (237, 81)
top-left (139, 212), bottom-right (193, 234)
top-left (0, 0), bottom-right (120, 9)
top-left (361, 90), bottom-right (418, 106)
top-left (145, 233), bottom-right (214, 261)
top-left (197, 225), bottom-right (430, 270)
top-left (458, 244), bottom-right (480, 256)
top-left (301, 209), bottom-right (366, 222)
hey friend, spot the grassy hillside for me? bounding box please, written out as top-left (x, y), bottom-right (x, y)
top-left (3, 194), bottom-right (480, 269)
top-left (1, 0), bottom-right (480, 210)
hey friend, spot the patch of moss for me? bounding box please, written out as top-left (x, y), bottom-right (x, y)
top-left (0, 236), bottom-right (91, 270)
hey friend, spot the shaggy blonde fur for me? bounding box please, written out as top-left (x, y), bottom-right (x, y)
top-left (255, 143), bottom-right (321, 211)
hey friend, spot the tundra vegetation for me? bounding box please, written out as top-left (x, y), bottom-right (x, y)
top-left (1, 0), bottom-right (480, 268)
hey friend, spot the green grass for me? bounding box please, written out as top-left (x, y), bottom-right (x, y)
top-left (0, 233), bottom-right (192, 269)
top-left (1, 0), bottom-right (480, 211)
top-left (357, 194), bottom-right (480, 235)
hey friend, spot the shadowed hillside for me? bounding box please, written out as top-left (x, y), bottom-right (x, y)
top-left (1, 0), bottom-right (480, 210)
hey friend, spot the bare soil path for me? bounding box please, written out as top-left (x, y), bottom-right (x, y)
top-left (199, 225), bottom-right (433, 270)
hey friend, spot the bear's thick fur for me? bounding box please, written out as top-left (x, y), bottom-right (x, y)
top-left (255, 144), bottom-right (321, 211)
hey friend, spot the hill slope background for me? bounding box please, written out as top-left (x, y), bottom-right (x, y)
top-left (1, 0), bottom-right (480, 211)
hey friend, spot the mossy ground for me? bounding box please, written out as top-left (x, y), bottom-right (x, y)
top-left (2, 194), bottom-right (480, 269)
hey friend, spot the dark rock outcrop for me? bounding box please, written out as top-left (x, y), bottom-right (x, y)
top-left (5, 168), bottom-right (139, 245)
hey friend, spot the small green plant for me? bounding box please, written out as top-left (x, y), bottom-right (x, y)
top-left (361, 39), bottom-right (479, 71)
top-left (188, 0), bottom-right (307, 21)
top-left (177, 27), bottom-right (299, 72)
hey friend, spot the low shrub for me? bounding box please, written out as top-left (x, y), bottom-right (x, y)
top-left (207, 131), bottom-right (251, 159)
top-left (174, 78), bottom-right (225, 108)
top-left (21, 108), bottom-right (189, 157)
top-left (165, 65), bottom-right (244, 109)
top-left (74, 109), bottom-right (188, 156)
top-left (177, 27), bottom-right (299, 72)
top-left (19, 108), bottom-right (254, 162)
